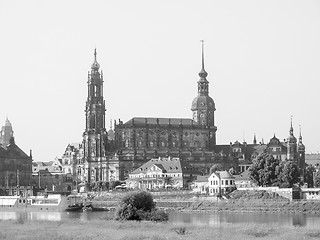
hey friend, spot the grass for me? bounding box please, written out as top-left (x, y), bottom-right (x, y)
top-left (0, 219), bottom-right (319, 240)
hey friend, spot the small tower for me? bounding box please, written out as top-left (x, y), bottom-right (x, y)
top-left (286, 117), bottom-right (297, 161)
top-left (191, 40), bottom-right (217, 146)
top-left (83, 49), bottom-right (108, 184)
top-left (0, 117), bottom-right (14, 146)
top-left (297, 125), bottom-right (306, 173)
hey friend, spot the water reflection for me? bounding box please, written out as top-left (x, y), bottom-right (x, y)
top-left (0, 210), bottom-right (319, 228)
top-left (292, 214), bottom-right (307, 227)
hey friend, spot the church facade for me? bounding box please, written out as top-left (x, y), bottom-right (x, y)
top-left (0, 119), bottom-right (33, 192)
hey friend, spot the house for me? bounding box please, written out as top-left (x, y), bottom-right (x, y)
top-left (208, 170), bottom-right (236, 196)
top-left (300, 188), bottom-right (320, 200)
top-left (191, 175), bottom-right (209, 195)
top-left (126, 157), bottom-right (202, 190)
top-left (32, 158), bottom-right (62, 173)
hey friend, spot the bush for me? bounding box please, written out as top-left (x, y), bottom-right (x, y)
top-left (115, 191), bottom-right (168, 222)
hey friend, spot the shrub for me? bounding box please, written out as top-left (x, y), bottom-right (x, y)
top-left (115, 191), bottom-right (168, 222)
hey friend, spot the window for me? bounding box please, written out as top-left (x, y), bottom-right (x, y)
top-left (221, 180), bottom-right (224, 185)
top-left (226, 180), bottom-right (228, 185)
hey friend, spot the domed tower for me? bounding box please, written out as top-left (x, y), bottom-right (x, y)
top-left (0, 117), bottom-right (14, 146)
top-left (191, 41), bottom-right (217, 145)
top-left (297, 125), bottom-right (305, 172)
top-left (286, 117), bottom-right (297, 161)
top-left (83, 49), bottom-right (108, 184)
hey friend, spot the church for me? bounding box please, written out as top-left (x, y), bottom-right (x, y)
top-left (79, 44), bottom-right (306, 184)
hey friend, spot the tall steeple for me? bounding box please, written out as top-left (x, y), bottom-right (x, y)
top-left (83, 49), bottom-right (108, 184)
top-left (191, 41), bottom-right (217, 148)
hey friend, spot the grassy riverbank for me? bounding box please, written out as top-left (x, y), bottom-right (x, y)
top-left (1, 218), bottom-right (320, 240)
top-left (91, 190), bottom-right (320, 214)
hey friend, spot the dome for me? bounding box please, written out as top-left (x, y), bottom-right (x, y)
top-left (91, 48), bottom-right (100, 70)
top-left (199, 69), bottom-right (208, 78)
top-left (191, 95), bottom-right (215, 111)
top-left (91, 60), bottom-right (100, 70)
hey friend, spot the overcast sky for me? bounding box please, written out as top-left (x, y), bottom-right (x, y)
top-left (1, 0), bottom-right (320, 162)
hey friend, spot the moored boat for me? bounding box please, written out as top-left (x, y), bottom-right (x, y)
top-left (0, 194), bottom-right (68, 212)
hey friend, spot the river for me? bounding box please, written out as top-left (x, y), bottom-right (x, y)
top-left (0, 210), bottom-right (319, 227)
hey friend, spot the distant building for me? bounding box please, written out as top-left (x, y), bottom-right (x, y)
top-left (126, 157), bottom-right (202, 190)
top-left (32, 158), bottom-right (62, 173)
top-left (305, 153), bottom-right (320, 167)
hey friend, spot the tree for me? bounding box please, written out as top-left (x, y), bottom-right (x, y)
top-left (248, 153), bottom-right (281, 187)
top-left (278, 161), bottom-right (300, 188)
top-left (115, 191), bottom-right (168, 222)
top-left (314, 171), bottom-right (320, 188)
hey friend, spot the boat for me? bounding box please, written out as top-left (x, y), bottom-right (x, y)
top-left (65, 194), bottom-right (88, 212)
top-left (0, 194), bottom-right (68, 212)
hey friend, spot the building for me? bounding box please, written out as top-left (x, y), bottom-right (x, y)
top-left (73, 45), bottom-right (306, 183)
top-left (305, 153), bottom-right (320, 167)
top-left (0, 136), bottom-right (33, 189)
top-left (82, 49), bottom-right (109, 184)
top-left (112, 42), bottom-right (238, 180)
top-left (191, 175), bottom-right (209, 195)
top-left (32, 158), bottom-right (62, 174)
top-left (0, 119), bottom-right (33, 196)
top-left (208, 170), bottom-right (236, 196)
top-left (126, 157), bottom-right (202, 190)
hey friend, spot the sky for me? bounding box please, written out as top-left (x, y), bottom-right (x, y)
top-left (0, 0), bottom-right (320, 162)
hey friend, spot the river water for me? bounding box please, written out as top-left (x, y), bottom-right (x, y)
top-left (1, 210), bottom-right (319, 228)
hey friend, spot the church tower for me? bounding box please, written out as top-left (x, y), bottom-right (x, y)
top-left (0, 118), bottom-right (14, 146)
top-left (191, 41), bottom-right (217, 146)
top-left (286, 117), bottom-right (297, 161)
top-left (83, 49), bottom-right (108, 184)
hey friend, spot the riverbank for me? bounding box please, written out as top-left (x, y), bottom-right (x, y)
top-left (90, 190), bottom-right (320, 214)
top-left (0, 218), bottom-right (319, 240)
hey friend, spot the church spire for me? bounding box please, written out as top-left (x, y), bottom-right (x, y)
top-left (199, 40), bottom-right (208, 78)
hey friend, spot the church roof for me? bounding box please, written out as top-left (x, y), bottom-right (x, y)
top-left (6, 142), bottom-right (30, 158)
top-left (124, 117), bottom-right (195, 126)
